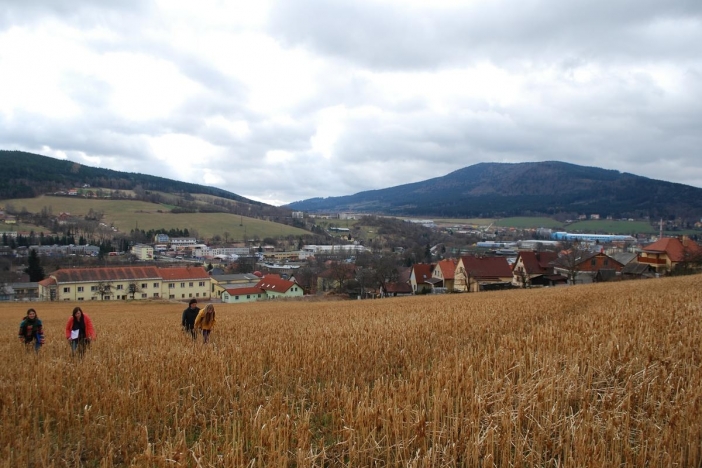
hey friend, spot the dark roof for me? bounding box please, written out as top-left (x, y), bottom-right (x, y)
top-left (459, 256), bottom-right (513, 279)
top-left (622, 262), bottom-right (654, 275)
top-left (517, 251), bottom-right (558, 275)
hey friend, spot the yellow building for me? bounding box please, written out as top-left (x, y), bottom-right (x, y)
top-left (38, 266), bottom-right (211, 301)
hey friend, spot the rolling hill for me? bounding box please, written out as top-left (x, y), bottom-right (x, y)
top-left (286, 161), bottom-right (702, 220)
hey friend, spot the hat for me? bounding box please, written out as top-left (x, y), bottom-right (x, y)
top-left (189, 299), bottom-right (198, 305)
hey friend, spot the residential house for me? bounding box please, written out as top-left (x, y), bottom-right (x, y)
top-left (409, 263), bottom-right (434, 294)
top-left (454, 256), bottom-right (513, 292)
top-left (511, 251), bottom-right (566, 287)
top-left (638, 236), bottom-right (701, 273)
top-left (221, 286), bottom-right (265, 303)
top-left (211, 273), bottom-right (261, 298)
top-left (431, 259), bottom-right (457, 292)
top-left (256, 274), bottom-right (303, 299)
top-left (552, 250), bottom-right (625, 284)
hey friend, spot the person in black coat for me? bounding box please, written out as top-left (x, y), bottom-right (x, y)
top-left (181, 299), bottom-right (200, 340)
top-left (19, 308), bottom-right (44, 353)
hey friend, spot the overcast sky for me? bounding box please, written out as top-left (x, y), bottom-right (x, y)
top-left (1, 1), bottom-right (701, 206)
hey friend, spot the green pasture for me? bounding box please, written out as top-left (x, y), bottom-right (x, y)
top-left (1, 196), bottom-right (308, 240)
top-left (567, 220), bottom-right (656, 235)
top-left (494, 217), bottom-right (564, 229)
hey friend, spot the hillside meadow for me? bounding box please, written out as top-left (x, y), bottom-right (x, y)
top-left (0, 195), bottom-right (308, 240)
top-left (2, 276), bottom-right (702, 467)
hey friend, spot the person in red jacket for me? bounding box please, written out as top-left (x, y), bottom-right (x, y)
top-left (65, 306), bottom-right (96, 357)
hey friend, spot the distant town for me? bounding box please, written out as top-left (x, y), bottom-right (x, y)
top-left (1, 205), bottom-right (700, 304)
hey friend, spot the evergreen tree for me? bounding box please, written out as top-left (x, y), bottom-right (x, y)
top-left (25, 249), bottom-right (46, 282)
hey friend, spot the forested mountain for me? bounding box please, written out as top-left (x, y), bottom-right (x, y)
top-left (287, 161), bottom-right (702, 220)
top-left (0, 150), bottom-right (260, 205)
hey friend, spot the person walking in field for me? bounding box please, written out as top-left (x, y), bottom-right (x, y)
top-left (182, 298), bottom-right (200, 340)
top-left (18, 308), bottom-right (45, 353)
top-left (194, 303), bottom-right (216, 344)
top-left (65, 306), bottom-right (96, 357)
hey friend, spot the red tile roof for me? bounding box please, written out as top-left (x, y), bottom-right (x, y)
top-left (642, 237), bottom-right (700, 262)
top-left (459, 256), bottom-right (512, 279)
top-left (412, 264), bottom-right (433, 283)
top-left (52, 266), bottom-right (161, 283)
top-left (225, 287), bottom-right (265, 296)
top-left (434, 259), bottom-right (457, 279)
top-left (256, 275), bottom-right (297, 293)
top-left (158, 266), bottom-right (210, 281)
top-left (38, 277), bottom-right (56, 287)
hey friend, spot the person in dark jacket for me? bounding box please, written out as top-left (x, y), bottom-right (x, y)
top-left (19, 308), bottom-right (44, 353)
top-left (182, 298), bottom-right (200, 340)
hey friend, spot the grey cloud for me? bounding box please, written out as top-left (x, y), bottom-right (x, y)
top-left (269, 0), bottom-right (702, 70)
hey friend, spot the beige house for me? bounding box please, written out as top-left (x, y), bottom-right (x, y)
top-left (38, 266), bottom-right (211, 301)
top-left (454, 256), bottom-right (513, 292)
top-left (211, 273), bottom-right (261, 298)
top-left (221, 274), bottom-right (303, 303)
top-left (159, 267), bottom-right (211, 300)
top-left (221, 286), bottom-right (265, 303)
top-left (131, 244), bottom-right (154, 261)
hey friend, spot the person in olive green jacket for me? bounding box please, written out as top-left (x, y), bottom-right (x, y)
top-left (194, 303), bottom-right (216, 344)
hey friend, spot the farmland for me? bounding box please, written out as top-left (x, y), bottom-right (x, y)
top-left (0, 195), bottom-right (309, 240)
top-left (2, 275), bottom-right (701, 466)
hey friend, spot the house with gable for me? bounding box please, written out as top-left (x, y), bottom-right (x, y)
top-left (256, 274), bottom-right (303, 299)
top-left (511, 251), bottom-right (566, 287)
top-left (431, 259), bottom-right (457, 292)
top-left (637, 236), bottom-right (701, 273)
top-left (454, 256), bottom-right (513, 292)
top-left (221, 286), bottom-right (265, 303)
top-left (409, 263), bottom-right (434, 294)
top-left (551, 250), bottom-right (625, 284)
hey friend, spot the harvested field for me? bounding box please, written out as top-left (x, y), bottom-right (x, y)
top-left (2, 275), bottom-right (702, 466)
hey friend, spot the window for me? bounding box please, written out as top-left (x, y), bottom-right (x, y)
top-left (117, 284), bottom-right (124, 290)
top-left (142, 293), bottom-right (147, 298)
top-left (91, 297), bottom-right (96, 300)
top-left (169, 283), bottom-right (175, 289)
top-left (169, 295), bottom-right (174, 299)
top-left (235, 295), bottom-right (239, 300)
top-left (104, 296), bottom-right (110, 300)
top-left (63, 287), bottom-right (70, 293)
top-left (247, 295), bottom-right (250, 299)
top-left (78, 286), bottom-right (84, 292)
top-left (181, 294), bottom-right (185, 298)
top-left (154, 293), bottom-right (160, 298)
top-left (153, 283), bottom-right (158, 288)
top-left (189, 282), bottom-right (193, 287)
top-left (591, 259), bottom-right (596, 266)
top-left (180, 283), bottom-right (185, 288)
top-left (91, 286), bottom-right (98, 291)
top-left (200, 282), bottom-right (205, 287)
top-left (196, 293), bottom-right (199, 297)
top-left (141, 283), bottom-right (147, 289)
top-left (604, 259), bottom-right (609, 266)
top-left (189, 293), bottom-right (192, 297)
top-left (78, 297), bottom-right (84, 301)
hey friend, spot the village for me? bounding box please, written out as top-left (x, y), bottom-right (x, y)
top-left (1, 208), bottom-right (700, 304)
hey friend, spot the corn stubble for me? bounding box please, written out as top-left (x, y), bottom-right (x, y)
top-left (2, 275), bottom-right (701, 467)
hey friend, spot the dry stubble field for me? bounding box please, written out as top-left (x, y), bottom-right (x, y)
top-left (2, 275), bottom-right (702, 467)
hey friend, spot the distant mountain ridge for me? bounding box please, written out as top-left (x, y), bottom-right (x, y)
top-left (286, 161), bottom-right (702, 220)
top-left (0, 150), bottom-right (262, 205)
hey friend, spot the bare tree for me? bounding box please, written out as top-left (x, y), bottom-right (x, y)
top-left (93, 281), bottom-right (113, 300)
top-left (128, 281), bottom-right (142, 300)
